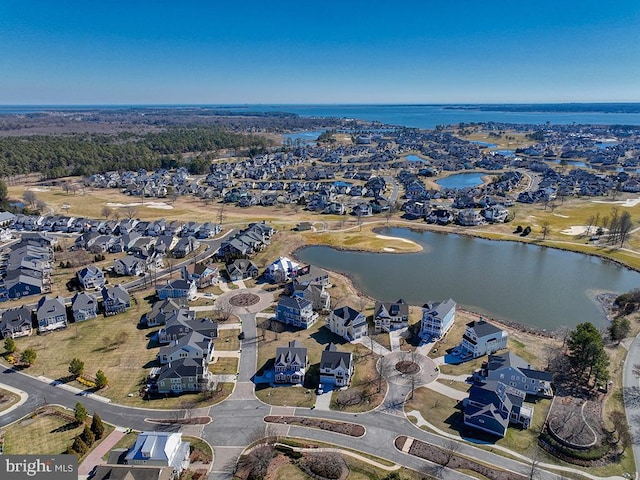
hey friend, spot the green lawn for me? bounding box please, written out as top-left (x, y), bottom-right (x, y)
top-left (254, 385), bottom-right (316, 408)
top-left (209, 357), bottom-right (239, 374)
top-left (216, 329), bottom-right (241, 351)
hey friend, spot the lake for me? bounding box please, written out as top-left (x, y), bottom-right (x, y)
top-left (296, 228), bottom-right (640, 330)
top-left (436, 172), bottom-right (486, 189)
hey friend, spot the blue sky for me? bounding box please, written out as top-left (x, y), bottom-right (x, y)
top-left (1, 0), bottom-right (639, 104)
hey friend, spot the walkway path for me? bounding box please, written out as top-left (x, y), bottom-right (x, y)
top-left (354, 335), bottom-right (391, 356)
top-left (78, 427), bottom-right (127, 476)
top-left (424, 380), bottom-right (467, 401)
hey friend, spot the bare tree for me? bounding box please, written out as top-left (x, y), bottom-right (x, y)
top-left (23, 190), bottom-right (38, 208)
top-left (101, 205), bottom-right (113, 219)
top-left (619, 211), bottom-right (633, 247)
top-left (123, 205), bottom-right (138, 220)
top-left (632, 363), bottom-right (640, 378)
top-left (377, 355), bottom-right (395, 393)
top-left (541, 221), bottom-right (550, 240)
top-left (527, 449), bottom-right (543, 480)
top-left (441, 438), bottom-right (461, 468)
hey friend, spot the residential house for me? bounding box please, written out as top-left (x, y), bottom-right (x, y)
top-left (275, 295), bottom-right (318, 329)
top-left (460, 319), bottom-right (508, 359)
top-left (172, 237), bottom-right (200, 258)
top-left (292, 264), bottom-right (330, 288)
top-left (101, 285), bottom-right (131, 315)
top-left (77, 265), bottom-right (105, 290)
top-left (157, 331), bottom-right (214, 365)
top-left (293, 283), bottom-right (330, 312)
top-left (463, 381), bottom-right (533, 438)
top-left (181, 263), bottom-right (219, 289)
top-left (274, 340), bottom-right (307, 384)
top-left (71, 291), bottom-right (98, 322)
top-left (476, 351), bottom-right (553, 398)
top-left (374, 299), bottom-right (409, 333)
top-left (3, 274), bottom-right (43, 300)
top-left (420, 298), bottom-right (457, 340)
top-left (156, 279), bottom-right (197, 301)
top-left (319, 343), bottom-right (354, 388)
top-left (226, 259), bottom-right (259, 281)
top-left (141, 298), bottom-right (186, 328)
top-left (157, 309), bottom-right (218, 345)
top-left (36, 295), bottom-right (68, 333)
top-left (457, 209), bottom-right (485, 226)
top-left (114, 255), bottom-right (145, 276)
top-left (0, 306), bottom-right (33, 338)
top-left (265, 256), bottom-right (300, 283)
top-left (155, 357), bottom-right (213, 395)
top-left (124, 431), bottom-right (190, 475)
top-left (326, 305), bottom-right (368, 342)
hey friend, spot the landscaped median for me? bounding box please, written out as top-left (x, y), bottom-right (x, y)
top-left (396, 435), bottom-right (530, 480)
top-left (264, 415), bottom-right (365, 437)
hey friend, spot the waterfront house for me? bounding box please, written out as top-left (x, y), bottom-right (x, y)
top-left (265, 256), bottom-right (300, 283)
top-left (460, 319), bottom-right (508, 359)
top-left (293, 283), bottom-right (330, 312)
top-left (374, 298), bottom-right (409, 333)
top-left (36, 295), bottom-right (68, 333)
top-left (420, 299), bottom-right (456, 340)
top-left (319, 343), bottom-right (354, 388)
top-left (274, 340), bottom-right (307, 385)
top-left (71, 291), bottom-right (98, 322)
top-left (326, 305), bottom-right (368, 342)
top-left (476, 351), bottom-right (554, 397)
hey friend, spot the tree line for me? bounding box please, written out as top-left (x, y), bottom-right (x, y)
top-left (584, 206), bottom-right (634, 247)
top-left (0, 126), bottom-right (272, 179)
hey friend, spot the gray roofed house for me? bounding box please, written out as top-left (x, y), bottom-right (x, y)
top-left (157, 331), bottom-right (214, 365)
top-left (275, 295), bottom-right (318, 329)
top-left (460, 319), bottom-right (508, 359)
top-left (225, 259), bottom-right (259, 281)
top-left (478, 351), bottom-right (554, 397)
top-left (374, 298), bottom-right (409, 333)
top-left (155, 357), bottom-right (213, 394)
top-left (141, 298), bottom-right (186, 327)
top-left (113, 255), bottom-right (145, 276)
top-left (77, 265), bottom-right (105, 290)
top-left (326, 305), bottom-right (368, 342)
top-left (0, 306), bottom-right (33, 339)
top-left (292, 264), bottom-right (330, 287)
top-left (156, 279), bottom-right (196, 301)
top-left (157, 309), bottom-right (218, 344)
top-left (463, 380), bottom-right (533, 438)
top-left (274, 340), bottom-right (307, 385)
top-left (36, 295), bottom-right (68, 333)
top-left (3, 274), bottom-right (43, 300)
top-left (124, 431), bottom-right (190, 475)
top-left (101, 285), bottom-right (131, 315)
top-left (420, 298), bottom-right (457, 340)
top-left (71, 291), bottom-right (98, 322)
top-left (319, 343), bottom-right (354, 388)
top-left (293, 283), bottom-right (330, 312)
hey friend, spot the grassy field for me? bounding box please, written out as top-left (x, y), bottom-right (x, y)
top-left (216, 329), bottom-right (241, 351)
top-left (330, 346), bottom-right (386, 412)
top-left (209, 356), bottom-right (239, 375)
top-left (254, 384), bottom-right (315, 408)
top-left (2, 407), bottom-right (113, 456)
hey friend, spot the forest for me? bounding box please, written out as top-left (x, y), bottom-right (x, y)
top-left (0, 126), bottom-right (272, 179)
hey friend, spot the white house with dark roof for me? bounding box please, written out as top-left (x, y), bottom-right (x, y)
top-left (274, 340), bottom-right (307, 384)
top-left (265, 256), bottom-right (299, 283)
top-left (374, 298), bottom-right (409, 333)
top-left (0, 306), bottom-right (33, 339)
top-left (36, 295), bottom-right (68, 333)
top-left (125, 431), bottom-right (190, 475)
top-left (319, 343), bottom-right (354, 388)
top-left (77, 265), bottom-right (105, 290)
top-left (326, 305), bottom-right (368, 342)
top-left (71, 291), bottom-right (98, 322)
top-left (420, 298), bottom-right (456, 340)
top-left (460, 319), bottom-right (508, 359)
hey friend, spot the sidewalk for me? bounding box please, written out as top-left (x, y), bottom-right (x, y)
top-left (78, 427), bottom-right (127, 475)
top-left (354, 336), bottom-right (391, 356)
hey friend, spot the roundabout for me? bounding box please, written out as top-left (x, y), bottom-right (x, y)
top-left (379, 351), bottom-right (439, 387)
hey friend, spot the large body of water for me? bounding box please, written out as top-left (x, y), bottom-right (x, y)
top-left (2, 104), bottom-right (640, 129)
top-left (296, 228), bottom-right (640, 330)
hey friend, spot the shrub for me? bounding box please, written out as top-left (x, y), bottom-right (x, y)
top-left (91, 413), bottom-right (105, 440)
top-left (299, 452), bottom-right (345, 480)
top-left (81, 426), bottom-right (95, 447)
top-left (71, 436), bottom-right (88, 455)
top-left (95, 370), bottom-right (108, 389)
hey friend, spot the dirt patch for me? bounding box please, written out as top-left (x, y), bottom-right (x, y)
top-left (264, 415), bottom-right (365, 437)
top-left (144, 416), bottom-right (210, 425)
top-left (228, 292), bottom-right (260, 307)
top-left (547, 395), bottom-right (601, 449)
top-left (395, 360), bottom-right (420, 375)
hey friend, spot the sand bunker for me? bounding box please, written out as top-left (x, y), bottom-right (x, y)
top-left (592, 198), bottom-right (640, 207)
top-left (376, 234), bottom-right (414, 244)
top-left (106, 202), bottom-right (174, 210)
top-left (560, 225), bottom-right (608, 236)
top-left (553, 213), bottom-right (569, 218)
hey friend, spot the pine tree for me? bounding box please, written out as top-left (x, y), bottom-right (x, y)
top-left (69, 357), bottom-right (84, 377)
top-left (91, 413), bottom-right (105, 440)
top-left (95, 370), bottom-right (108, 389)
top-left (81, 425), bottom-right (95, 447)
top-left (74, 402), bottom-right (88, 424)
top-left (4, 337), bottom-right (16, 354)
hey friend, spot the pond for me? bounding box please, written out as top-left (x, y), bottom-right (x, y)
top-left (282, 130), bottom-right (325, 144)
top-left (296, 228), bottom-right (640, 330)
top-left (435, 172), bottom-right (487, 190)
